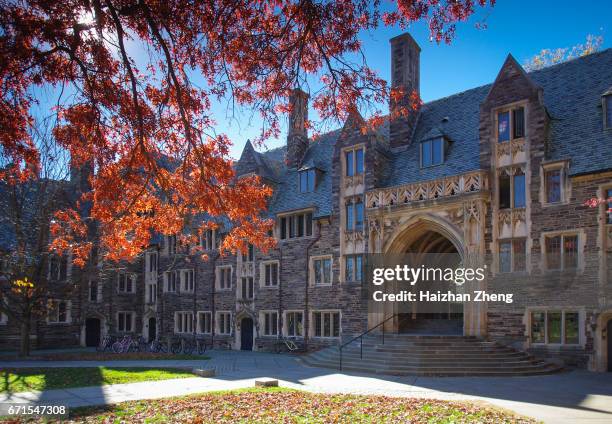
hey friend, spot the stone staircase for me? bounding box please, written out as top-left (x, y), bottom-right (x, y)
top-left (300, 334), bottom-right (562, 377)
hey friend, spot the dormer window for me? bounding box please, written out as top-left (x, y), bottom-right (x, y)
top-left (497, 106), bottom-right (525, 142)
top-left (421, 137), bottom-right (444, 167)
top-left (299, 168), bottom-right (316, 192)
top-left (604, 94), bottom-right (612, 129)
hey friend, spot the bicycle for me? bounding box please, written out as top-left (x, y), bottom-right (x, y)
top-left (112, 335), bottom-right (138, 353)
top-left (97, 334), bottom-right (115, 352)
top-left (274, 337), bottom-right (303, 354)
top-left (149, 338), bottom-right (168, 353)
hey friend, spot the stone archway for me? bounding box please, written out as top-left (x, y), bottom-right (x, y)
top-left (370, 213), bottom-right (486, 336)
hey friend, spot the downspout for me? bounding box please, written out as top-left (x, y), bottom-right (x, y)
top-left (304, 219), bottom-right (322, 351)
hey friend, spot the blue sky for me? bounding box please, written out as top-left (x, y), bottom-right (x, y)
top-left (221, 0), bottom-right (611, 158)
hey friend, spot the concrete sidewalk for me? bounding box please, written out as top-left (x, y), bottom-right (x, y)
top-left (1, 350), bottom-right (611, 423)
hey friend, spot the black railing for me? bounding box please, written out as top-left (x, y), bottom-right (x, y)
top-left (338, 314), bottom-right (404, 371)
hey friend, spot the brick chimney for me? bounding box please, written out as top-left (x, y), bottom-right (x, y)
top-left (286, 88), bottom-right (309, 168)
top-left (389, 33), bottom-right (421, 149)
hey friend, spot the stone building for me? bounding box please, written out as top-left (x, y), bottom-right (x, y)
top-left (1, 33), bottom-right (611, 372)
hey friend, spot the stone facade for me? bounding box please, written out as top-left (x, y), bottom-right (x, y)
top-left (2, 33), bottom-right (611, 372)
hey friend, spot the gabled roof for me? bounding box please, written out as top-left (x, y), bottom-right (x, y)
top-left (262, 130), bottom-right (339, 218)
top-left (244, 48), bottom-right (612, 215)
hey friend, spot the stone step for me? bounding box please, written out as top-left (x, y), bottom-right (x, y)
top-left (302, 335), bottom-right (562, 377)
top-left (310, 352), bottom-right (535, 363)
top-left (301, 358), bottom-right (559, 376)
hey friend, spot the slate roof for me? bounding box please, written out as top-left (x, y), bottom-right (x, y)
top-left (529, 49), bottom-right (612, 175)
top-left (246, 48), bottom-right (612, 216)
top-left (257, 131), bottom-right (340, 218)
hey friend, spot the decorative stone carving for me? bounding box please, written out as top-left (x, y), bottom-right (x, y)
top-left (365, 171), bottom-right (489, 209)
top-left (344, 173), bottom-right (364, 189)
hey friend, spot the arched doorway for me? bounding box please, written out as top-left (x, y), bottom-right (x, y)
top-left (240, 317), bottom-right (254, 351)
top-left (399, 229), bottom-right (463, 334)
top-left (148, 317), bottom-right (157, 342)
top-left (380, 214), bottom-right (468, 335)
top-left (85, 318), bottom-right (101, 347)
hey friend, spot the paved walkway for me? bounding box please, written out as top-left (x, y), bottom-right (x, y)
top-left (1, 350), bottom-right (611, 423)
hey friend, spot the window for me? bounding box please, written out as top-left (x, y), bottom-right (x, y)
top-left (200, 229), bottom-right (216, 250)
top-left (345, 255), bottom-right (364, 282)
top-left (164, 270), bottom-right (178, 292)
top-left (497, 106), bottom-right (525, 143)
top-left (48, 255), bottom-right (68, 281)
top-left (545, 234), bottom-right (578, 270)
top-left (181, 269), bottom-right (195, 293)
top-left (240, 277), bottom-right (254, 300)
top-left (299, 169), bottom-right (316, 192)
top-left (88, 280), bottom-right (101, 302)
top-left (165, 234), bottom-right (177, 255)
top-left (117, 271), bottom-right (136, 294)
top-left (606, 188), bottom-right (612, 225)
top-left (279, 212), bottom-right (313, 240)
top-left (262, 261), bottom-right (279, 287)
top-left (261, 311), bottom-right (278, 336)
top-left (197, 312), bottom-right (212, 334)
top-left (497, 111), bottom-right (510, 142)
top-left (513, 172), bottom-right (526, 208)
top-left (216, 266), bottom-right (232, 290)
top-left (530, 310), bottom-right (580, 345)
top-left (499, 169), bottom-right (525, 209)
top-left (216, 312), bottom-right (232, 335)
top-left (47, 299), bottom-right (70, 324)
top-left (513, 107), bottom-right (525, 138)
top-left (0, 311), bottom-right (7, 325)
top-left (421, 138), bottom-right (444, 167)
top-left (345, 198), bottom-right (364, 231)
top-left (146, 251), bottom-right (158, 275)
top-left (345, 147), bottom-right (364, 176)
top-left (175, 311), bottom-right (194, 334)
top-left (242, 244), bottom-right (254, 262)
top-left (604, 94), bottom-right (612, 129)
top-left (498, 239), bottom-right (526, 273)
top-left (545, 169), bottom-right (562, 204)
top-left (285, 311), bottom-right (304, 337)
top-left (313, 311), bottom-right (341, 338)
top-left (117, 311), bottom-right (134, 332)
top-left (146, 282), bottom-right (157, 304)
top-left (312, 256), bottom-right (332, 286)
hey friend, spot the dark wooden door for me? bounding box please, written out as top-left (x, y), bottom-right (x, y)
top-left (148, 317), bottom-right (157, 342)
top-left (608, 320), bottom-right (612, 372)
top-left (241, 318), bottom-right (253, 351)
top-left (85, 318), bottom-right (101, 347)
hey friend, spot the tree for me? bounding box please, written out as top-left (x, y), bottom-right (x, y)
top-left (0, 0), bottom-right (494, 265)
top-left (0, 118), bottom-right (74, 356)
top-left (523, 34), bottom-right (604, 72)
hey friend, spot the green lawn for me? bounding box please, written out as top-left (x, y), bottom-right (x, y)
top-left (0, 367), bottom-right (195, 393)
top-left (17, 388), bottom-right (534, 423)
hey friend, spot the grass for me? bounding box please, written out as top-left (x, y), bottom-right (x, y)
top-left (0, 367), bottom-right (196, 394)
top-left (7, 387), bottom-right (535, 423)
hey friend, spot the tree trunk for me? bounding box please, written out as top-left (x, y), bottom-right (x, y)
top-left (19, 319), bottom-right (31, 357)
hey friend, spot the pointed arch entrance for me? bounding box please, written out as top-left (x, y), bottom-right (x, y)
top-left (378, 214), bottom-right (467, 335)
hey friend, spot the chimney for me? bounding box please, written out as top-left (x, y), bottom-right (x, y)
top-left (389, 33), bottom-right (421, 149)
top-left (286, 88), bottom-right (309, 168)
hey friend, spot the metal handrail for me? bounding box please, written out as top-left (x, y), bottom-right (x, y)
top-left (338, 314), bottom-right (400, 371)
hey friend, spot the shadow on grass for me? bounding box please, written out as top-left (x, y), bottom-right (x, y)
top-left (0, 367), bottom-right (194, 395)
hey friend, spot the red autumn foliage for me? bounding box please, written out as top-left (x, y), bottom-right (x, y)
top-left (0, 0), bottom-right (493, 264)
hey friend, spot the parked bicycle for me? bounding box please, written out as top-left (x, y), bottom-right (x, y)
top-left (274, 337), bottom-right (303, 354)
top-left (111, 335), bottom-right (139, 353)
top-left (97, 334), bottom-right (115, 352)
top-left (149, 338), bottom-right (168, 353)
